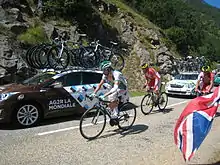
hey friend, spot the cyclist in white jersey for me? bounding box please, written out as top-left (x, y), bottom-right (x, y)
top-left (90, 61), bottom-right (128, 119)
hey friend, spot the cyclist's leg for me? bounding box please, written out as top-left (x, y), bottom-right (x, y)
top-left (107, 91), bottom-right (119, 118)
top-left (118, 88), bottom-right (129, 104)
top-left (152, 79), bottom-right (161, 102)
top-left (155, 79), bottom-right (161, 103)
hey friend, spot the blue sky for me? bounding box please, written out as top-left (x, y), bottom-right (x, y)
top-left (204, 0), bottom-right (220, 8)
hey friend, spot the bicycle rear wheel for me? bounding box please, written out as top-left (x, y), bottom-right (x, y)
top-left (109, 53), bottom-right (124, 71)
top-left (158, 92), bottom-right (168, 111)
top-left (140, 94), bottom-right (154, 115)
top-left (118, 102), bottom-right (136, 130)
top-left (79, 108), bottom-right (106, 140)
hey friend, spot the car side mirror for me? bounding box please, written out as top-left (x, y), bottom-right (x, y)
top-left (50, 82), bottom-right (63, 88)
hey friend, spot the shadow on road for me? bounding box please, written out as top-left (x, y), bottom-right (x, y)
top-left (119, 124), bottom-right (149, 137)
top-left (86, 124), bottom-right (149, 141)
top-left (150, 108), bottom-right (174, 115)
top-left (40, 115), bottom-right (82, 126)
top-left (0, 114), bottom-right (82, 130)
top-left (215, 112), bottom-right (220, 118)
top-left (209, 161), bottom-right (220, 165)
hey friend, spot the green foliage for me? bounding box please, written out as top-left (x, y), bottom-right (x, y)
top-left (125, 0), bottom-right (220, 62)
top-left (43, 0), bottom-right (90, 18)
top-left (17, 26), bottom-right (48, 45)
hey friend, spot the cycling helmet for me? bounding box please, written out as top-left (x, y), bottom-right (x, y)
top-left (201, 65), bottom-right (211, 72)
top-left (99, 60), bottom-right (112, 71)
top-left (141, 63), bottom-right (148, 69)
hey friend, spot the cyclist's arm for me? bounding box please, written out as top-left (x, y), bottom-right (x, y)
top-left (154, 77), bottom-right (159, 88)
top-left (144, 79), bottom-right (148, 87)
top-left (94, 79), bottom-right (105, 94)
top-left (104, 80), bottom-right (119, 97)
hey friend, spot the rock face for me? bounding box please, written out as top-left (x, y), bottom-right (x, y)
top-left (0, 0), bottom-right (201, 90)
top-left (0, 0), bottom-right (34, 84)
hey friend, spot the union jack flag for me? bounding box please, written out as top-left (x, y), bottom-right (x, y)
top-left (174, 86), bottom-right (220, 161)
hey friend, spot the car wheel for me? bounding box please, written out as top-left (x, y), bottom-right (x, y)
top-left (13, 103), bottom-right (42, 128)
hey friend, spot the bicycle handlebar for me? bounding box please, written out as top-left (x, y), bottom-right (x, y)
top-left (196, 90), bottom-right (212, 96)
top-left (85, 94), bottom-right (111, 104)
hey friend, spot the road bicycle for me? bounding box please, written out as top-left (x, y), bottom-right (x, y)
top-left (140, 82), bottom-right (168, 115)
top-left (91, 40), bottom-right (125, 71)
top-left (79, 95), bottom-right (137, 140)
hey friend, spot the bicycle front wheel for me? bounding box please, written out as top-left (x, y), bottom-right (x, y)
top-left (79, 108), bottom-right (106, 140)
top-left (140, 94), bottom-right (154, 115)
top-left (158, 92), bottom-right (168, 111)
top-left (47, 46), bottom-right (70, 70)
top-left (118, 102), bottom-right (137, 130)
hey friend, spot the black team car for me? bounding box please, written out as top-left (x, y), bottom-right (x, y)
top-left (0, 69), bottom-right (115, 128)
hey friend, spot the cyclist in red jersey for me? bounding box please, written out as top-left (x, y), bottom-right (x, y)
top-left (141, 63), bottom-right (161, 101)
top-left (195, 65), bottom-right (214, 94)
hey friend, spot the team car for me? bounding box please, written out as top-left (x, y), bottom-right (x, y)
top-left (0, 69), bottom-right (129, 128)
top-left (165, 72), bottom-right (199, 96)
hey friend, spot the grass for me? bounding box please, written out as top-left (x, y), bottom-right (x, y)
top-left (129, 91), bottom-right (146, 97)
top-left (17, 26), bottom-right (49, 45)
top-left (104, 0), bottom-right (158, 30)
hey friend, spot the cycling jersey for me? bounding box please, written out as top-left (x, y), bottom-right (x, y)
top-left (197, 72), bottom-right (214, 85)
top-left (144, 68), bottom-right (161, 80)
top-left (197, 72), bottom-right (214, 92)
top-left (102, 70), bottom-right (127, 90)
top-left (144, 68), bottom-right (161, 91)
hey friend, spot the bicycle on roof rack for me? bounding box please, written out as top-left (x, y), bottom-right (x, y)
top-left (79, 94), bottom-right (137, 140)
top-left (90, 40), bottom-right (125, 71)
top-left (25, 33), bottom-right (126, 71)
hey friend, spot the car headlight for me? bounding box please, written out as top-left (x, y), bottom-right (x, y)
top-left (0, 92), bottom-right (18, 101)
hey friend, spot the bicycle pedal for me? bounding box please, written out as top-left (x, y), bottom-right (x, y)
top-left (109, 118), bottom-right (118, 126)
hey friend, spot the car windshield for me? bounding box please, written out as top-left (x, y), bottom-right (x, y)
top-left (174, 74), bottom-right (198, 80)
top-left (22, 72), bottom-right (56, 85)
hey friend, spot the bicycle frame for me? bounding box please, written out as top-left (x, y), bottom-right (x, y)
top-left (92, 40), bottom-right (116, 59)
top-left (95, 103), bottom-right (113, 119)
top-left (85, 95), bottom-right (113, 119)
top-left (145, 81), bottom-right (166, 103)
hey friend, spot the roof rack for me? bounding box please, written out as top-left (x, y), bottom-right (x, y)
top-left (37, 66), bottom-right (101, 73)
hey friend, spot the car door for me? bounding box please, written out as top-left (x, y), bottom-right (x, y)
top-left (68, 71), bottom-right (111, 111)
top-left (43, 72), bottom-right (83, 116)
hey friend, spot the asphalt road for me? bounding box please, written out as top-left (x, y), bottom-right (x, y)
top-left (0, 95), bottom-right (219, 165)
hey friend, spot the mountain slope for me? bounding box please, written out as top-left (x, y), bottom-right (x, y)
top-left (125, 0), bottom-right (220, 62)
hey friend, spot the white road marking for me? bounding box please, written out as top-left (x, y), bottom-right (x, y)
top-left (166, 100), bottom-right (189, 108)
top-left (36, 100), bottom-right (189, 136)
top-left (37, 119), bottom-right (110, 136)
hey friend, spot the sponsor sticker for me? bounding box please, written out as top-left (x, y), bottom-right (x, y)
top-left (48, 99), bottom-right (76, 110)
